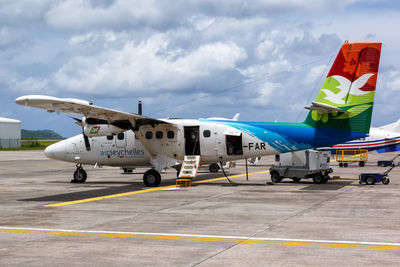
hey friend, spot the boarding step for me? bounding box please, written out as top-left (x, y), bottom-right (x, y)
top-left (176, 178), bottom-right (192, 188)
top-left (178, 155), bottom-right (201, 179)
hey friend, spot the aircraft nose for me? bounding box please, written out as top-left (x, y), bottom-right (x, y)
top-left (44, 141), bottom-right (65, 160)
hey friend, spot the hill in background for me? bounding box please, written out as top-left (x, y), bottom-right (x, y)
top-left (22, 129), bottom-right (64, 139)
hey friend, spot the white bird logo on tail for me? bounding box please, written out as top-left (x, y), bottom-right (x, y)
top-left (321, 73), bottom-right (375, 104)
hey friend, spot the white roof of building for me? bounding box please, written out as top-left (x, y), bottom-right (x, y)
top-left (0, 117), bottom-right (21, 124)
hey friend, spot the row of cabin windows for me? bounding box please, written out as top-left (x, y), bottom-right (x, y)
top-left (106, 131), bottom-right (175, 140)
top-left (145, 130), bottom-right (175, 139)
top-left (106, 129), bottom-right (212, 140)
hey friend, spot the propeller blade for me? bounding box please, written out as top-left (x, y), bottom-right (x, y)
top-left (69, 116), bottom-right (83, 126)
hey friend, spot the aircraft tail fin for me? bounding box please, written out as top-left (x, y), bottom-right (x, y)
top-left (304, 41), bottom-right (382, 134)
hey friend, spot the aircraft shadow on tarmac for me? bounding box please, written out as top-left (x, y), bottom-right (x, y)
top-left (19, 173), bottom-right (353, 203)
top-left (19, 172), bottom-right (239, 203)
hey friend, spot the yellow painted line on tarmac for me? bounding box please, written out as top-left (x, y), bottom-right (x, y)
top-left (330, 178), bottom-right (359, 181)
top-left (44, 170), bottom-right (270, 207)
top-left (0, 227), bottom-right (399, 251)
top-left (194, 170), bottom-right (269, 184)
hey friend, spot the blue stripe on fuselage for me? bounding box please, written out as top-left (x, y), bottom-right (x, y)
top-left (202, 119), bottom-right (366, 153)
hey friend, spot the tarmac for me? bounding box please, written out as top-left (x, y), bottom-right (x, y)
top-left (1, 150), bottom-right (400, 266)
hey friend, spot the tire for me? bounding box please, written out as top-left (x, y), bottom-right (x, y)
top-left (322, 176), bottom-right (329, 183)
top-left (339, 163), bottom-right (343, 168)
top-left (382, 177), bottom-right (390, 185)
top-left (270, 172), bottom-right (282, 183)
top-left (359, 162), bottom-right (365, 167)
top-left (73, 169), bottom-right (87, 183)
top-left (313, 173), bottom-right (324, 184)
top-left (143, 169), bottom-right (161, 187)
top-left (343, 163), bottom-right (348, 168)
top-left (292, 177), bottom-right (301, 183)
top-left (209, 163), bottom-right (220, 173)
top-left (365, 176), bottom-right (376, 185)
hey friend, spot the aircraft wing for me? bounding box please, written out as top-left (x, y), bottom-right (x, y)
top-left (15, 95), bottom-right (171, 129)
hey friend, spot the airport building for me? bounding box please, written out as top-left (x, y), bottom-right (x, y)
top-left (0, 117), bottom-right (21, 148)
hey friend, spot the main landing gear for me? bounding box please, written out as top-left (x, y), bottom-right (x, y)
top-left (143, 169), bottom-right (161, 187)
top-left (72, 164), bottom-right (87, 183)
top-left (70, 164), bottom-right (162, 187)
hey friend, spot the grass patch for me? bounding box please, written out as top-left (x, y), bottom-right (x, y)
top-left (0, 139), bottom-right (62, 151)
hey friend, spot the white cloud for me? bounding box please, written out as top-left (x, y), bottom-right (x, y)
top-left (239, 60), bottom-right (293, 78)
top-left (386, 76), bottom-right (400, 91)
top-left (255, 40), bottom-right (274, 59)
top-left (304, 65), bottom-right (327, 84)
top-left (9, 76), bottom-right (49, 93)
top-left (54, 34), bottom-right (247, 94)
top-left (250, 82), bottom-right (283, 107)
top-left (45, 0), bottom-right (167, 30)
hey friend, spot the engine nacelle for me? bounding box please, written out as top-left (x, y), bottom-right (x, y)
top-left (83, 124), bottom-right (125, 137)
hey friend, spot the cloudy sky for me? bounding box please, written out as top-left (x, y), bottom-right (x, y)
top-left (1, 0), bottom-right (400, 137)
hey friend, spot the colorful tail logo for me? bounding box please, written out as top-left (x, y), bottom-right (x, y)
top-left (305, 42), bottom-right (382, 133)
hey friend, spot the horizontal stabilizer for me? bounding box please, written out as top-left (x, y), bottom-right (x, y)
top-left (304, 101), bottom-right (348, 114)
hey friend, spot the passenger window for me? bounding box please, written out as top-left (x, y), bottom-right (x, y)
top-left (203, 130), bottom-right (211, 138)
top-left (156, 131), bottom-right (163, 139)
top-left (117, 132), bottom-right (124, 140)
top-left (167, 131), bottom-right (174, 139)
top-left (145, 131), bottom-right (153, 139)
top-left (107, 135), bottom-right (113, 140)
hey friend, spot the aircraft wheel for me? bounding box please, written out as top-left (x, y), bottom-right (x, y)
top-left (72, 168), bottom-right (87, 183)
top-left (209, 163), bottom-right (220, 173)
top-left (339, 163), bottom-right (343, 167)
top-left (143, 169), bottom-right (161, 187)
top-left (382, 177), bottom-right (390, 185)
top-left (365, 176), bottom-right (376, 185)
top-left (313, 173), bottom-right (324, 184)
top-left (359, 161), bottom-right (365, 167)
top-left (270, 172), bottom-right (282, 183)
top-left (292, 177), bottom-right (301, 183)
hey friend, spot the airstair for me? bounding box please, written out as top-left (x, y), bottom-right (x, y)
top-left (176, 155), bottom-right (201, 187)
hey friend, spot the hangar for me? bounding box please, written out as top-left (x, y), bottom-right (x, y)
top-left (0, 117), bottom-right (21, 148)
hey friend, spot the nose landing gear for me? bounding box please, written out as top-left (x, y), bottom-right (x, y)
top-left (72, 164), bottom-right (87, 183)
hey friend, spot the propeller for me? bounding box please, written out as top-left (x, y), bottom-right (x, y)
top-left (69, 116), bottom-right (83, 126)
top-left (69, 116), bottom-right (91, 151)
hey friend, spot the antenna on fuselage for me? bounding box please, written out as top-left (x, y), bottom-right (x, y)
top-left (138, 101), bottom-right (142, 115)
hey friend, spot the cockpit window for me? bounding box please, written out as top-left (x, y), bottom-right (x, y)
top-left (107, 135), bottom-right (113, 140)
top-left (117, 132), bottom-right (124, 140)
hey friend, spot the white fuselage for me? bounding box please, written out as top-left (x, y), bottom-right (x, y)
top-left (45, 119), bottom-right (278, 168)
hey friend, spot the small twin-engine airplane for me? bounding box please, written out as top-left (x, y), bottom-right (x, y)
top-left (16, 41), bottom-right (382, 187)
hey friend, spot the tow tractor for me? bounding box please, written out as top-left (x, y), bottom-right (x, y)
top-left (359, 153), bottom-right (400, 185)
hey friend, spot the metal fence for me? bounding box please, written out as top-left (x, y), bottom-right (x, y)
top-left (0, 139), bottom-right (21, 148)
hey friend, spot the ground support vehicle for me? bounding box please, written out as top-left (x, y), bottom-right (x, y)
top-left (269, 150), bottom-right (333, 184)
top-left (359, 172), bottom-right (390, 185)
top-left (377, 160), bottom-right (395, 167)
top-left (360, 153), bottom-right (400, 185)
top-left (336, 149), bottom-right (368, 167)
